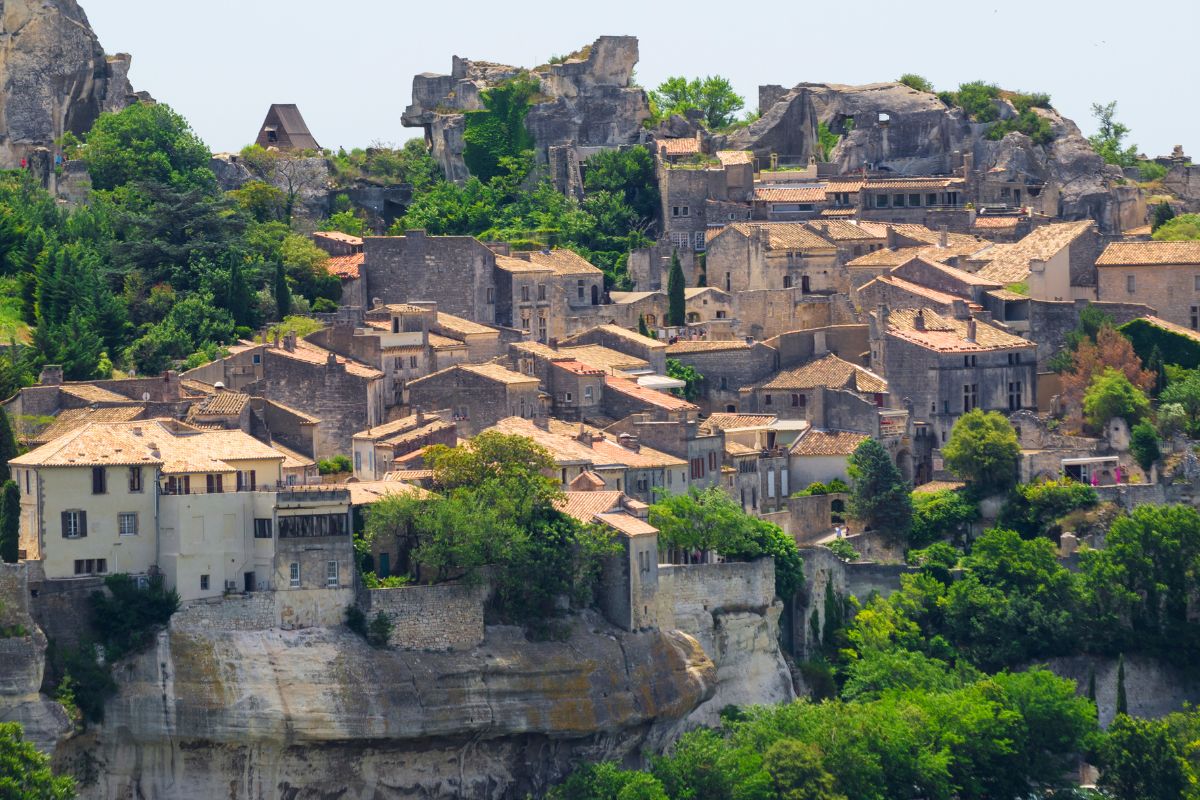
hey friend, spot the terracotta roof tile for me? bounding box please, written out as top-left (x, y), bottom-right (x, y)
top-left (760, 354), bottom-right (888, 393)
top-left (657, 137), bottom-right (701, 155)
top-left (458, 362), bottom-right (540, 385)
top-left (558, 344), bottom-right (650, 373)
top-left (325, 253), bottom-right (363, 279)
top-left (886, 308), bottom-right (1034, 353)
top-left (313, 231), bottom-right (363, 246)
top-left (716, 150), bottom-right (753, 166)
top-left (972, 216), bottom-right (1022, 229)
top-left (789, 429), bottom-right (869, 457)
top-left (805, 220), bottom-right (889, 241)
top-left (1096, 241), bottom-right (1200, 266)
top-left (863, 275), bottom-right (962, 306)
top-left (604, 375), bottom-right (699, 412)
top-left (720, 222), bottom-right (836, 252)
top-left (272, 340), bottom-right (383, 379)
top-left (863, 177), bottom-right (966, 191)
top-left (186, 391), bottom-right (251, 418)
top-left (555, 490), bottom-right (624, 522)
top-left (912, 480), bottom-right (966, 494)
top-left (28, 405), bottom-right (147, 445)
top-left (346, 480), bottom-right (431, 505)
top-left (495, 254), bottom-right (554, 274)
top-left (58, 384), bottom-right (135, 404)
top-left (562, 324), bottom-right (667, 350)
top-left (435, 313), bottom-right (497, 337)
top-left (754, 186), bottom-right (827, 203)
top-left (525, 249), bottom-right (603, 276)
top-left (701, 413), bottom-right (777, 431)
top-left (974, 221), bottom-right (1093, 283)
top-left (666, 340), bottom-right (752, 354)
top-left (595, 511), bottom-right (658, 536)
top-left (551, 359), bottom-right (606, 376)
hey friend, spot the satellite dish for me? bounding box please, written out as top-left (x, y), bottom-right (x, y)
top-left (141, 392), bottom-right (150, 401)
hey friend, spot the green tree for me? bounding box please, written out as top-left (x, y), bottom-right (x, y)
top-left (1130, 421), bottom-right (1161, 472)
top-left (1098, 714), bottom-right (1192, 800)
top-left (1116, 653), bottom-right (1128, 716)
top-left (910, 489), bottom-right (978, 548)
top-left (83, 102), bottom-right (213, 191)
top-left (764, 739), bottom-right (847, 800)
top-left (463, 75), bottom-right (539, 181)
top-left (637, 314), bottom-right (651, 337)
top-left (665, 358), bottom-right (702, 401)
top-left (666, 249), bottom-right (685, 327)
top-left (1083, 367), bottom-right (1150, 429)
top-left (225, 257), bottom-right (254, 328)
top-left (323, 209), bottom-right (366, 237)
top-left (897, 74), bottom-right (934, 93)
top-left (1153, 212), bottom-right (1200, 241)
top-left (0, 480), bottom-right (18, 564)
top-left (0, 407), bottom-right (16, 484)
top-left (0, 721), bottom-right (75, 799)
top-left (1088, 101), bottom-right (1139, 168)
top-left (273, 260), bottom-right (291, 319)
top-left (996, 478), bottom-right (1098, 540)
top-left (1152, 201), bottom-right (1176, 232)
top-left (941, 409), bottom-right (1020, 493)
top-left (847, 438), bottom-right (912, 538)
top-left (650, 76), bottom-right (745, 130)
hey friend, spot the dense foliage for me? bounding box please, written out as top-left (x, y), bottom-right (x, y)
top-left (649, 76), bottom-right (745, 130)
top-left (1082, 367), bottom-right (1150, 429)
top-left (1153, 212), bottom-right (1200, 241)
top-left (996, 478), bottom-right (1098, 540)
top-left (897, 73), bottom-right (933, 93)
top-left (910, 488), bottom-right (978, 548)
top-left (463, 74), bottom-right (540, 181)
top-left (0, 722), bottom-right (75, 799)
top-left (666, 249), bottom-right (685, 326)
top-left (1121, 317), bottom-right (1200, 371)
top-left (941, 409), bottom-right (1020, 494)
top-left (847, 437), bottom-right (912, 538)
top-left (664, 358), bottom-right (701, 401)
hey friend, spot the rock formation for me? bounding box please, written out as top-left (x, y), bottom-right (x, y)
top-left (0, 0), bottom-right (144, 167)
top-left (57, 614), bottom-right (714, 799)
top-left (402, 36), bottom-right (650, 183)
top-left (723, 81), bottom-right (1143, 232)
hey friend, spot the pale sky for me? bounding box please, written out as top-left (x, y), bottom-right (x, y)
top-left (81, 0), bottom-right (1193, 159)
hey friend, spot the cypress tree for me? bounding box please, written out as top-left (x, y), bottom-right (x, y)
top-left (227, 257), bottom-right (252, 327)
top-left (1147, 345), bottom-right (1166, 395)
top-left (0, 480), bottom-right (17, 563)
top-left (638, 314), bottom-right (650, 338)
top-left (273, 261), bottom-right (291, 319)
top-left (822, 581), bottom-right (841, 648)
top-left (0, 407), bottom-right (16, 484)
top-left (666, 249), bottom-right (685, 327)
top-left (809, 608), bottom-right (820, 647)
top-left (1116, 653), bottom-right (1128, 716)
top-left (1152, 201), bottom-right (1175, 232)
top-left (1087, 664), bottom-right (1097, 718)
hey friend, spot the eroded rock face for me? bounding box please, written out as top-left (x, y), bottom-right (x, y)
top-left (58, 614), bottom-right (716, 799)
top-left (402, 36), bottom-right (650, 182)
top-left (0, 0), bottom-right (142, 167)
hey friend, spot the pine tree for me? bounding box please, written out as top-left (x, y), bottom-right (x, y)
top-left (1152, 201), bottom-right (1175, 232)
top-left (0, 480), bottom-right (17, 563)
top-left (638, 314), bottom-right (650, 338)
top-left (1116, 653), bottom-right (1128, 716)
top-left (273, 260), bottom-right (291, 319)
top-left (667, 249), bottom-right (685, 327)
top-left (847, 437), bottom-right (913, 538)
top-left (821, 581), bottom-right (841, 649)
top-left (0, 407), bottom-right (15, 485)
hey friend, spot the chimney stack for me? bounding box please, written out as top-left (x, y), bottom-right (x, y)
top-left (914, 310), bottom-right (926, 331)
top-left (283, 330), bottom-right (297, 352)
top-left (39, 365), bottom-right (63, 386)
top-left (966, 318), bottom-right (977, 343)
top-left (938, 225), bottom-right (948, 248)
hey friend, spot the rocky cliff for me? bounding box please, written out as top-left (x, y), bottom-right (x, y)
top-left (723, 81), bottom-right (1141, 232)
top-left (54, 615), bottom-right (714, 799)
top-left (402, 36), bottom-right (650, 182)
top-left (0, 0), bottom-right (143, 167)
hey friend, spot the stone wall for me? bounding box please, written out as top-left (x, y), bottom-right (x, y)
top-left (1028, 298), bottom-right (1154, 365)
top-left (171, 594), bottom-right (278, 633)
top-left (28, 575), bottom-right (106, 649)
top-left (1047, 654), bottom-right (1200, 727)
top-left (1093, 482), bottom-right (1167, 510)
top-left (363, 232), bottom-right (497, 323)
top-left (655, 560), bottom-right (775, 651)
top-left (767, 324), bottom-right (871, 368)
top-left (358, 582), bottom-right (486, 651)
top-left (795, 546), bottom-right (912, 657)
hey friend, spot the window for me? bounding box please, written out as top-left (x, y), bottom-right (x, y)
top-left (165, 475), bottom-right (190, 495)
top-left (1008, 381), bottom-right (1023, 411)
top-left (875, 195), bottom-right (889, 208)
top-left (719, 377), bottom-right (728, 390)
top-left (764, 394), bottom-right (773, 406)
top-left (118, 513), bottom-right (138, 536)
top-left (577, 280), bottom-right (585, 301)
top-left (927, 193), bottom-right (938, 206)
top-left (92, 467), bottom-right (106, 495)
top-left (326, 560), bottom-right (340, 588)
top-left (278, 514), bottom-right (350, 538)
top-left (690, 457), bottom-right (706, 480)
top-left (584, 385), bottom-right (594, 401)
top-left (708, 451), bottom-right (717, 471)
top-left (236, 470), bottom-right (257, 491)
top-left (200, 574), bottom-right (209, 591)
top-left (1195, 275), bottom-right (1200, 292)
top-left (354, 452), bottom-right (362, 472)
top-left (963, 355), bottom-right (976, 367)
top-left (73, 559), bottom-right (106, 575)
top-left (963, 383), bottom-right (978, 412)
top-left (791, 393), bottom-right (803, 407)
top-left (128, 467), bottom-right (142, 493)
top-left (768, 471), bottom-right (776, 499)
top-left (1126, 274), bottom-right (1136, 293)
top-left (61, 510), bottom-right (85, 539)
top-left (486, 287), bottom-right (495, 304)
top-left (671, 206), bottom-right (690, 217)
top-left (893, 194), bottom-right (906, 207)
top-left (391, 317), bottom-right (400, 333)
top-left (537, 284), bottom-right (546, 301)
top-left (1193, 306), bottom-right (1200, 331)
top-left (254, 518), bottom-right (273, 539)
top-left (783, 276), bottom-right (793, 289)
top-left (206, 474), bottom-right (224, 494)
top-left (289, 562), bottom-right (300, 587)
top-left (909, 193), bottom-right (921, 207)
top-left (563, 392), bottom-right (573, 402)
top-left (252, 354), bottom-right (262, 365)
top-left (1007, 352), bottom-right (1022, 365)
top-left (521, 286), bottom-right (530, 302)
top-left (538, 315), bottom-right (547, 341)
top-left (521, 317), bottom-right (531, 331)
top-left (24, 469), bottom-right (30, 495)
top-left (393, 357), bottom-right (403, 370)
top-left (409, 355), bottom-right (418, 369)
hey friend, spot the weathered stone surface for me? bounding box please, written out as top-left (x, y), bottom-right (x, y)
top-left (58, 614), bottom-right (715, 799)
top-left (0, 0), bottom-right (142, 167)
top-left (402, 36), bottom-right (650, 182)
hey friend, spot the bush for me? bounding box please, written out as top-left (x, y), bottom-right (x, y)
top-left (1130, 422), bottom-right (1161, 472)
top-left (1083, 367), bottom-right (1150, 429)
top-left (318, 454), bottom-right (352, 475)
top-left (910, 489), bottom-right (978, 548)
top-left (997, 478), bottom-right (1098, 539)
top-left (345, 605), bottom-right (367, 637)
top-left (367, 611), bottom-right (393, 648)
top-left (90, 574), bottom-right (179, 661)
top-left (797, 478), bottom-right (850, 496)
top-left (898, 74), bottom-right (933, 93)
top-left (311, 297), bottom-right (338, 313)
top-left (827, 538), bottom-right (859, 562)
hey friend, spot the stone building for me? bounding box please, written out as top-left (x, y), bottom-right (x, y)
top-left (664, 339), bottom-right (780, 413)
top-left (870, 306), bottom-right (1037, 446)
top-left (700, 413), bottom-right (796, 515)
top-left (255, 104), bottom-right (320, 151)
top-left (740, 353), bottom-right (889, 424)
top-left (363, 231), bottom-right (499, 323)
top-left (656, 143), bottom-right (755, 253)
top-left (406, 363), bottom-right (543, 436)
top-left (350, 412), bottom-right (457, 481)
top-left (560, 324), bottom-right (668, 374)
top-left (964, 220), bottom-right (1100, 301)
top-left (607, 413), bottom-right (724, 493)
top-left (1096, 241), bottom-right (1200, 330)
top-left (705, 223), bottom-right (838, 294)
top-left (787, 429), bottom-right (869, 489)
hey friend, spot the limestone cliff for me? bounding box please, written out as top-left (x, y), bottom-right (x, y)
top-left (0, 0), bottom-right (143, 166)
top-left (723, 81), bottom-right (1142, 232)
top-left (402, 36), bottom-right (650, 183)
top-left (56, 614), bottom-right (716, 799)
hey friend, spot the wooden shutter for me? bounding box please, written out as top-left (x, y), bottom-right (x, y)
top-left (78, 510), bottom-right (87, 538)
top-left (61, 511), bottom-right (69, 537)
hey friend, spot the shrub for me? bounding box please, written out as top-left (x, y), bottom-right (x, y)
top-left (897, 74), bottom-right (933, 93)
top-left (345, 605), bottom-right (367, 637)
top-left (311, 297), bottom-right (338, 313)
top-left (1130, 422), bottom-right (1161, 472)
top-left (827, 538), bottom-right (859, 562)
top-left (318, 454), bottom-right (352, 475)
top-left (997, 478), bottom-right (1099, 539)
top-left (1083, 367), bottom-right (1150, 429)
top-left (367, 611), bottom-right (393, 648)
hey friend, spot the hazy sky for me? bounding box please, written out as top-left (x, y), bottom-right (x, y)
top-left (81, 0), bottom-right (1193, 158)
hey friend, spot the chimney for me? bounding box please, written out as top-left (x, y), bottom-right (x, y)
top-left (577, 423), bottom-right (592, 445)
top-left (914, 310), bottom-right (926, 331)
top-left (875, 303), bottom-right (890, 334)
top-left (326, 351), bottom-right (338, 367)
top-left (938, 225), bottom-right (948, 248)
top-left (372, 297), bottom-right (383, 310)
top-left (283, 330), bottom-right (297, 352)
top-left (533, 414), bottom-right (549, 430)
top-left (39, 365), bottom-right (63, 386)
top-left (272, 329), bottom-right (281, 348)
top-left (966, 318), bottom-right (977, 343)
top-left (415, 407), bottom-right (425, 425)
top-left (885, 226), bottom-right (898, 250)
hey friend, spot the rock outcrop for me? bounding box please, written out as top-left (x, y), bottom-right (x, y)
top-left (57, 614), bottom-right (715, 799)
top-left (723, 81), bottom-right (1142, 232)
top-left (0, 0), bottom-right (143, 167)
top-left (402, 36), bottom-right (650, 182)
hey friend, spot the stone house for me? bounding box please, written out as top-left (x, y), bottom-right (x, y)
top-left (406, 362), bottom-right (543, 437)
top-left (312, 231), bottom-right (364, 258)
top-left (870, 306), bottom-right (1037, 446)
top-left (700, 413), bottom-right (795, 515)
top-left (560, 324), bottom-right (668, 374)
top-left (601, 375), bottom-right (699, 424)
top-left (10, 419), bottom-right (352, 603)
top-left (964, 220), bottom-right (1099, 301)
top-left (1096, 241), bottom-right (1200, 330)
top-left (663, 339), bottom-right (780, 414)
top-left (184, 334), bottom-right (385, 460)
top-left (788, 429), bottom-right (870, 489)
top-left (752, 186), bottom-right (827, 221)
top-left (846, 237), bottom-right (990, 291)
top-left (804, 219), bottom-right (889, 263)
top-left (311, 231), bottom-right (367, 308)
top-left (363, 231), bottom-right (499, 323)
top-left (544, 359), bottom-right (607, 422)
top-left (350, 412), bottom-right (457, 481)
top-left (656, 142), bottom-right (754, 254)
top-left (740, 353), bottom-right (889, 425)
top-left (255, 104), bottom-right (320, 151)
top-left (606, 413), bottom-right (724, 493)
top-left (705, 222), bottom-right (838, 294)
top-left (857, 177), bottom-right (967, 225)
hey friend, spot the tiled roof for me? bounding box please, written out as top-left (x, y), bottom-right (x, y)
top-left (819, 208), bottom-right (858, 217)
top-left (657, 137), bottom-right (701, 155)
top-left (511, 340), bottom-right (562, 359)
top-left (608, 291), bottom-right (659, 305)
top-left (345, 480), bottom-right (430, 505)
top-left (563, 324), bottom-right (667, 351)
top-left (186, 391), bottom-right (251, 418)
top-left (666, 340), bottom-right (751, 354)
top-left (548, 419), bottom-right (687, 469)
top-left (986, 288), bottom-right (1031, 302)
top-left (972, 216), bottom-right (1022, 229)
top-left (760, 353), bottom-right (888, 394)
top-left (264, 398), bottom-right (321, 425)
top-left (272, 340), bottom-right (383, 379)
top-left (722, 222), bottom-right (836, 252)
top-left (754, 186), bottom-right (827, 203)
top-left (912, 480), bottom-right (966, 494)
top-left (716, 150), bottom-right (753, 166)
top-left (459, 362), bottom-right (540, 385)
top-left (824, 178), bottom-right (866, 193)
top-left (701, 413), bottom-right (777, 431)
top-left (325, 253), bottom-right (363, 279)
top-left (886, 308), bottom-right (1034, 353)
top-left (789, 429), bottom-right (869, 457)
top-left (435, 313), bottom-right (497, 337)
top-left (1096, 241), bottom-right (1200, 266)
top-left (725, 440), bottom-right (758, 457)
top-left (555, 490), bottom-right (624, 522)
top-left (313, 231), bottom-right (363, 245)
top-left (353, 414), bottom-right (453, 442)
top-left (595, 511), bottom-right (658, 537)
top-left (28, 405), bottom-right (147, 445)
top-left (428, 333), bottom-right (466, 349)
top-left (604, 375), bottom-right (699, 412)
top-left (495, 254), bottom-right (554, 274)
top-left (864, 275), bottom-right (962, 306)
top-left (805, 220), bottom-right (888, 242)
top-left (896, 256), bottom-right (1002, 288)
top-left (490, 417), bottom-right (684, 469)
top-left (887, 223), bottom-right (982, 248)
top-left (59, 384), bottom-right (135, 404)
top-left (552, 359), bottom-right (606, 376)
top-left (1124, 224), bottom-right (1152, 237)
top-left (863, 177), bottom-right (966, 190)
top-left (684, 287), bottom-right (728, 299)
top-left (974, 221), bottom-right (1094, 283)
top-left (568, 470), bottom-right (608, 490)
top-left (559, 344), bottom-right (650, 374)
top-left (525, 249), bottom-right (603, 276)
top-left (846, 241), bottom-right (985, 268)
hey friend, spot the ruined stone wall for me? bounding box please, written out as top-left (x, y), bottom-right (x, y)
top-left (732, 290), bottom-right (834, 340)
top-left (1028, 299), bottom-right (1154, 365)
top-left (671, 344), bottom-right (778, 409)
top-left (0, 564), bottom-right (69, 753)
top-left (28, 575), bottom-right (105, 649)
top-left (363, 233), bottom-right (496, 323)
top-left (655, 560), bottom-right (774, 649)
top-left (358, 582), bottom-right (486, 651)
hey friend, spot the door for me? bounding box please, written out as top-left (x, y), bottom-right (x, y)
top-left (379, 552), bottom-right (390, 579)
top-left (244, 571), bottom-right (255, 592)
top-left (801, 275), bottom-right (811, 293)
